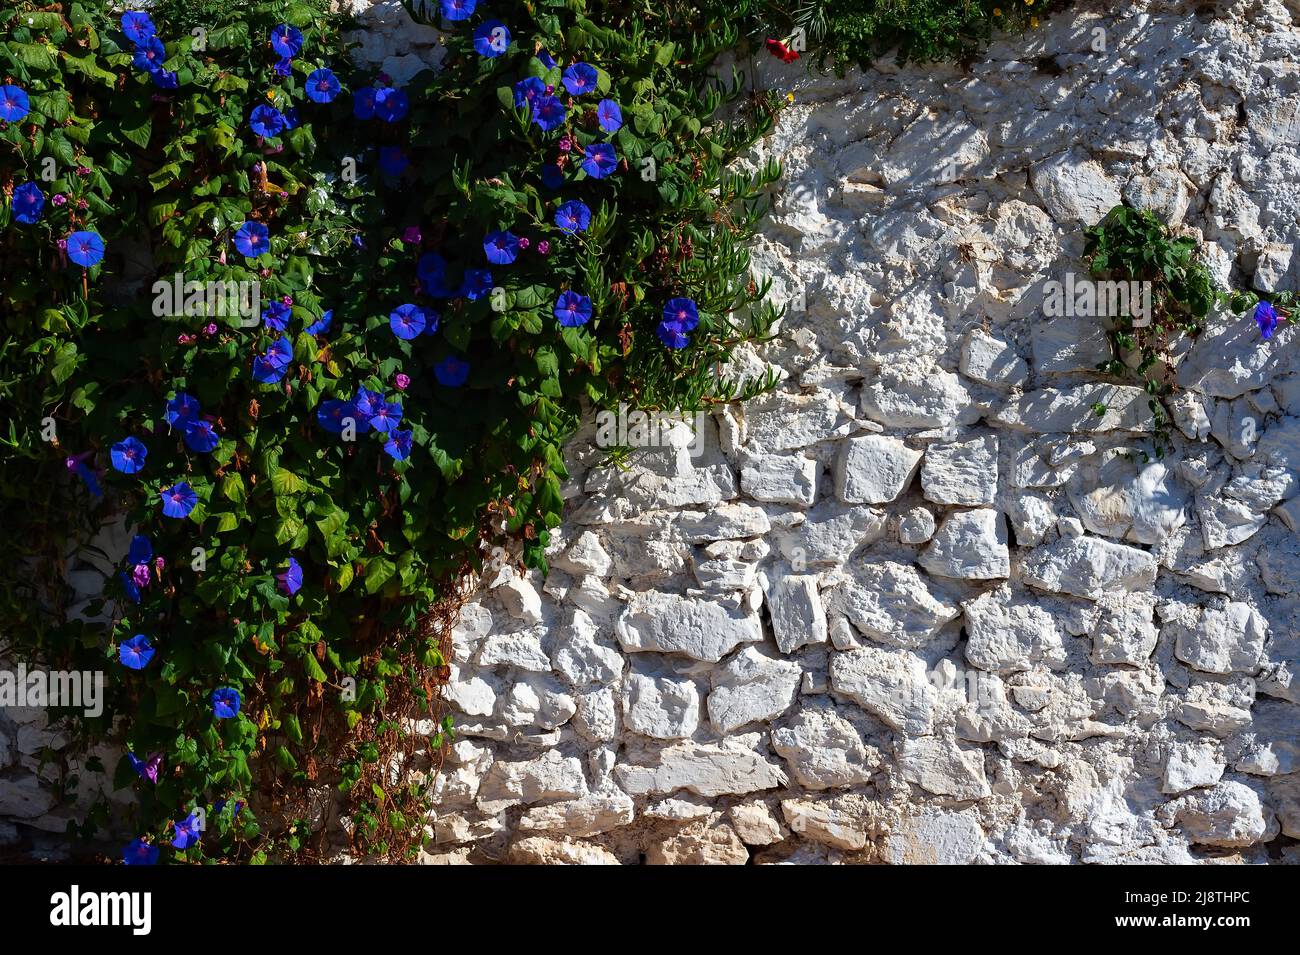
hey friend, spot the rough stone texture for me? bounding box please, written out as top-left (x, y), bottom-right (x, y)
top-left (8, 0), bottom-right (1300, 866)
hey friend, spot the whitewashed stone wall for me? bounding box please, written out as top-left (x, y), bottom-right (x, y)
top-left (4, 0), bottom-right (1299, 864)
top-left (423, 0), bottom-right (1300, 864)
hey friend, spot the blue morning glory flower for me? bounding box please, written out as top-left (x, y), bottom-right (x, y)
top-left (306, 68), bottom-right (341, 104)
top-left (419, 252), bottom-right (456, 297)
top-left (119, 571), bottom-right (142, 605)
top-left (0, 85), bottom-right (30, 123)
top-left (263, 300), bottom-right (291, 331)
top-left (121, 11), bottom-right (157, 45)
top-left (379, 146), bottom-right (408, 177)
top-left (541, 164), bottom-right (565, 190)
top-left (270, 23), bottom-right (304, 58)
top-left (110, 437), bottom-right (148, 474)
top-left (374, 87), bottom-right (409, 123)
top-left (12, 181), bottom-right (44, 224)
top-left (273, 57), bottom-right (293, 78)
top-left (460, 268), bottom-right (494, 301)
top-left (171, 812), bottom-right (202, 850)
top-left (252, 336), bottom-right (293, 383)
top-left (513, 77), bottom-right (546, 109)
top-left (233, 221), bottom-right (270, 257)
top-left (384, 429), bottom-right (413, 461)
top-left (581, 143), bottom-right (617, 179)
top-left (277, 557), bottom-right (303, 596)
top-left (119, 634), bottom-right (155, 670)
top-left (127, 751), bottom-right (162, 784)
top-left (352, 87), bottom-right (377, 120)
top-left (250, 104), bottom-right (286, 137)
top-left (554, 200), bottom-right (591, 233)
top-left (128, 535), bottom-right (152, 566)
top-left (536, 49), bottom-right (557, 70)
top-left (484, 230), bottom-right (520, 265)
top-left (663, 297), bottom-right (700, 330)
top-left (160, 482), bottom-right (198, 518)
top-left (132, 36), bottom-right (166, 72)
top-left (440, 0), bottom-right (476, 21)
top-left (67, 231), bottom-right (105, 268)
top-left (316, 399), bottom-right (352, 434)
top-left (305, 309), bottom-right (333, 336)
top-left (123, 839), bottom-right (159, 865)
top-left (562, 62), bottom-right (599, 96)
top-left (1255, 300), bottom-right (1280, 339)
top-left (165, 392), bottom-right (201, 426)
top-left (554, 290), bottom-right (593, 327)
top-left (422, 310), bottom-right (441, 335)
top-left (390, 303), bottom-right (428, 339)
top-left (533, 96), bottom-right (566, 131)
top-left (352, 388), bottom-right (384, 432)
top-left (183, 420), bottom-right (220, 453)
top-left (151, 69), bottom-right (179, 89)
top-left (282, 106), bottom-right (301, 131)
top-left (367, 401), bottom-right (402, 433)
top-left (473, 20), bottom-right (511, 57)
top-left (211, 687), bottom-right (241, 719)
top-left (434, 355), bottom-right (470, 387)
top-left (596, 99), bottom-right (623, 133)
top-left (657, 321), bottom-right (691, 348)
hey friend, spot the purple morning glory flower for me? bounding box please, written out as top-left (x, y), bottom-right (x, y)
top-left (305, 309), bottom-right (333, 336)
top-left (562, 62), bottom-right (599, 96)
top-left (460, 268), bottom-right (493, 301)
top-left (119, 634), bottom-right (155, 670)
top-left (434, 355), bottom-right (470, 387)
top-left (374, 87), bottom-right (409, 123)
top-left (484, 230), bottom-right (520, 265)
top-left (66, 453), bottom-right (102, 497)
top-left (262, 300), bottom-right (292, 331)
top-left (353, 388), bottom-right (384, 432)
top-left (353, 86), bottom-right (377, 119)
top-left (554, 200), bottom-right (591, 233)
top-left (306, 68), bottom-right (340, 104)
top-left (554, 290), bottom-right (593, 327)
top-left (233, 221), bottom-right (270, 257)
top-left (0, 84), bottom-right (31, 123)
top-left (384, 429), bottom-right (413, 461)
top-left (514, 77), bottom-right (546, 109)
top-left (536, 49), bottom-right (557, 70)
top-left (212, 687), bottom-right (241, 719)
top-left (160, 481), bottom-right (198, 518)
top-left (250, 104), bottom-right (286, 137)
top-left (171, 812), bottom-right (202, 850)
top-left (12, 182), bottom-right (44, 224)
top-left (658, 297), bottom-right (700, 349)
top-left (440, 0), bottom-right (476, 21)
top-left (581, 143), bottom-right (617, 179)
top-left (119, 571), bottom-right (142, 605)
top-left (368, 401), bottom-right (403, 433)
top-left (379, 146), bottom-right (408, 177)
top-left (127, 752), bottom-right (163, 784)
top-left (132, 36), bottom-right (166, 72)
top-left (270, 23), bottom-right (304, 58)
top-left (277, 557), bottom-right (303, 596)
top-left (110, 436), bottom-right (148, 474)
top-left (123, 839), bottom-right (159, 865)
top-left (166, 392), bottom-right (201, 426)
top-left (183, 420), bottom-right (220, 453)
top-left (252, 337), bottom-right (293, 383)
top-left (128, 535), bottom-right (152, 566)
top-left (533, 96), bottom-right (566, 132)
top-left (273, 57), bottom-right (293, 78)
top-left (473, 20), bottom-right (511, 57)
top-left (596, 99), bottom-right (623, 133)
top-left (121, 11), bottom-right (157, 45)
top-left (317, 399), bottom-right (352, 434)
top-left (1255, 300), bottom-right (1280, 339)
top-left (657, 321), bottom-right (691, 348)
top-left (390, 303), bottom-right (428, 339)
top-left (67, 231), bottom-right (105, 267)
top-left (541, 164), bottom-right (565, 189)
top-left (151, 69), bottom-right (179, 89)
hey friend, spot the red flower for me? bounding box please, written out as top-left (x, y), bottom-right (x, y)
top-left (765, 38), bottom-right (800, 63)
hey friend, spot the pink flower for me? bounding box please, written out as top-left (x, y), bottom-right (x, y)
top-left (131, 563), bottom-right (151, 587)
top-left (537, 240), bottom-right (551, 255)
top-left (177, 333), bottom-right (195, 345)
top-left (76, 199), bottom-right (87, 210)
top-left (282, 295), bottom-right (293, 306)
top-left (153, 556), bottom-right (166, 572)
top-left (394, 373), bottom-right (411, 391)
top-left (203, 323), bottom-right (217, 336)
top-left (558, 136), bottom-right (572, 152)
top-left (76, 166), bottom-right (91, 176)
top-left (402, 226), bottom-right (422, 244)
top-left (517, 236), bottom-right (530, 250)
top-left (57, 238), bottom-right (68, 251)
top-left (545, 84), bottom-right (554, 94)
top-left (52, 194), bottom-right (67, 206)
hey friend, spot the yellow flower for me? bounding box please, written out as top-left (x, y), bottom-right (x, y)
top-left (785, 92), bottom-right (795, 103)
top-left (1031, 15), bottom-right (1039, 26)
top-left (1026, 0), bottom-right (1035, 6)
top-left (993, 7), bottom-right (1002, 15)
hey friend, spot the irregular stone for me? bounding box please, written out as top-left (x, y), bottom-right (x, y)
top-left (898, 506), bottom-right (936, 544)
top-left (885, 810), bottom-right (984, 864)
top-left (1067, 453), bottom-right (1189, 545)
top-left (622, 660), bottom-right (701, 740)
top-left (823, 561), bottom-right (960, 648)
top-left (508, 836), bottom-right (620, 865)
top-left (1030, 148), bottom-right (1123, 223)
top-left (1032, 315), bottom-right (1113, 375)
top-left (780, 798), bottom-right (867, 850)
top-left (773, 505), bottom-right (887, 567)
top-left (962, 585), bottom-right (1067, 674)
top-left (741, 453), bottom-right (819, 506)
top-left (551, 610), bottom-right (624, 686)
top-left (494, 575), bottom-right (543, 625)
top-left (918, 508), bottom-right (1010, 580)
top-left (1172, 602), bottom-right (1267, 675)
top-left (477, 750), bottom-right (589, 809)
top-left (861, 360), bottom-right (972, 429)
top-left (517, 790), bottom-right (635, 838)
top-left (645, 821), bottom-right (749, 865)
top-left (1021, 536), bottom-right (1157, 599)
top-left (1175, 681), bottom-right (1255, 737)
top-left (960, 328), bottom-right (1029, 388)
top-left (708, 647), bottom-right (802, 733)
top-left (1177, 313), bottom-right (1297, 398)
top-left (1162, 780), bottom-right (1277, 848)
top-left (899, 737), bottom-right (991, 800)
top-left (476, 632), bottom-right (550, 672)
top-left (614, 734), bottom-right (787, 798)
top-left (834, 435), bottom-right (923, 504)
top-left (1162, 741), bottom-right (1226, 794)
top-left (674, 502), bottom-right (772, 541)
top-left (1007, 491), bottom-right (1059, 546)
top-left (991, 384), bottom-right (1155, 433)
top-left (729, 802), bottom-right (785, 846)
top-left (1197, 496), bottom-right (1267, 549)
top-left (764, 573), bottom-right (828, 653)
top-left (552, 531), bottom-right (612, 577)
top-left (614, 591), bottom-right (763, 662)
top-left (830, 646), bottom-right (936, 736)
top-left (743, 390), bottom-right (853, 451)
top-left (444, 663), bottom-right (500, 717)
top-left (1089, 592), bottom-right (1158, 666)
top-left (771, 703), bottom-right (881, 789)
top-left (921, 435), bottom-right (998, 506)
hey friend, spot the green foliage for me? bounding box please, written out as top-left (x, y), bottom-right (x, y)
top-left (1083, 203), bottom-right (1296, 458)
